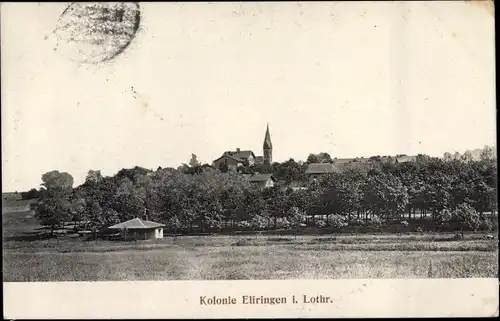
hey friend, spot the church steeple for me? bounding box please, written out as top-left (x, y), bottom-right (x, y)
top-left (263, 123), bottom-right (272, 165)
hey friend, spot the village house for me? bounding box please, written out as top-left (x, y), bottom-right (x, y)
top-left (305, 163), bottom-right (340, 180)
top-left (248, 173), bottom-right (276, 188)
top-left (212, 124), bottom-right (274, 169)
top-left (212, 149), bottom-right (256, 169)
top-left (395, 155), bottom-right (418, 163)
top-left (107, 217), bottom-right (165, 241)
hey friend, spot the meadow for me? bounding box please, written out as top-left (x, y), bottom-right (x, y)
top-left (3, 234), bottom-right (498, 281)
top-left (3, 199), bottom-right (498, 281)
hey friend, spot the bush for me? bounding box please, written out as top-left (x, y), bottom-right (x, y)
top-left (415, 225), bottom-right (424, 233)
top-left (435, 209), bottom-right (453, 230)
top-left (315, 220), bottom-right (326, 228)
top-left (350, 218), bottom-right (366, 226)
top-left (237, 221), bottom-right (251, 230)
top-left (250, 216), bottom-right (268, 230)
top-left (277, 217), bottom-right (291, 229)
top-left (370, 215), bottom-right (383, 228)
top-left (207, 219), bottom-right (224, 230)
top-left (454, 203), bottom-right (481, 236)
top-left (479, 218), bottom-right (493, 232)
top-left (165, 216), bottom-right (184, 233)
top-left (288, 207), bottom-right (307, 226)
top-left (327, 214), bottom-right (348, 229)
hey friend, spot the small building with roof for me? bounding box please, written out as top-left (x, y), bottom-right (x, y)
top-left (108, 217), bottom-right (165, 241)
top-left (305, 163), bottom-right (340, 180)
top-left (212, 150), bottom-right (254, 170)
top-left (395, 155), bottom-right (417, 163)
top-left (248, 172), bottom-right (276, 188)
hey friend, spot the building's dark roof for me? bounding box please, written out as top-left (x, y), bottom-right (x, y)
top-left (248, 173), bottom-right (275, 182)
top-left (213, 154), bottom-right (246, 163)
top-left (395, 155), bottom-right (417, 163)
top-left (133, 166), bottom-right (153, 173)
top-left (334, 159), bottom-right (354, 166)
top-left (222, 150), bottom-right (255, 159)
top-left (254, 156), bottom-right (264, 164)
top-left (108, 218), bottom-right (164, 230)
top-left (305, 163), bottom-right (340, 174)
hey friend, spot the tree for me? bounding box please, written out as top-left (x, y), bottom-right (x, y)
top-left (454, 203), bottom-right (481, 238)
top-left (189, 154), bottom-right (201, 167)
top-left (272, 159), bottom-right (307, 184)
top-left (443, 152), bottom-right (453, 162)
top-left (263, 186), bottom-right (289, 228)
top-left (34, 171), bottom-right (74, 236)
top-left (435, 208), bottom-right (453, 231)
top-left (307, 152), bottom-right (333, 164)
top-left (327, 214), bottom-right (348, 229)
top-left (461, 150), bottom-right (474, 163)
top-left (21, 188), bottom-right (41, 200)
top-left (319, 171), bottom-right (363, 220)
top-left (479, 145), bottom-right (495, 161)
top-left (69, 191), bottom-right (87, 231)
top-left (87, 200), bottom-right (104, 239)
top-left (363, 171), bottom-right (409, 220)
top-left (85, 170), bottom-right (103, 184)
top-left (307, 154), bottom-right (320, 164)
top-left (41, 170), bottom-right (74, 190)
top-left (112, 177), bottom-right (146, 221)
top-left (35, 193), bottom-right (72, 236)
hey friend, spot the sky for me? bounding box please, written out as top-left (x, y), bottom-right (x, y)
top-left (1, 1), bottom-right (496, 192)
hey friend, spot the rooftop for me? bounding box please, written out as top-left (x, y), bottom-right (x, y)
top-left (213, 154), bottom-right (246, 163)
top-left (305, 163), bottom-right (340, 174)
top-left (248, 173), bottom-right (275, 182)
top-left (396, 155), bottom-right (418, 163)
top-left (108, 217), bottom-right (165, 230)
top-left (223, 150), bottom-right (255, 159)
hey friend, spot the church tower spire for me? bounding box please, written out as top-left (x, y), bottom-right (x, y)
top-left (263, 123), bottom-right (272, 165)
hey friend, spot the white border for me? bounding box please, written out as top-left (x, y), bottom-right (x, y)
top-left (3, 279), bottom-right (499, 318)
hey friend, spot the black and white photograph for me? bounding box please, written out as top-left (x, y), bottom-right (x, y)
top-left (1, 1), bottom-right (498, 318)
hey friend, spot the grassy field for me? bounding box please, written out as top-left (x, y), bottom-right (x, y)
top-left (2, 199), bottom-right (499, 281)
top-left (3, 234), bottom-right (498, 281)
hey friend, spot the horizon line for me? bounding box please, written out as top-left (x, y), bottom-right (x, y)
top-left (2, 144), bottom-right (496, 194)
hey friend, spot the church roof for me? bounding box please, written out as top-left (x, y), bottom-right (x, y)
top-left (263, 124), bottom-right (272, 149)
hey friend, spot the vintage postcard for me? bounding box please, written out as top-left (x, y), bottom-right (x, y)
top-left (2, 1), bottom-right (498, 319)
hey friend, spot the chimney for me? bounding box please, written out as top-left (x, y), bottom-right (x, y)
top-left (236, 148), bottom-right (240, 152)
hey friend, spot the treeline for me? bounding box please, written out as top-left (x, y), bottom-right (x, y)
top-left (33, 147), bottom-right (497, 237)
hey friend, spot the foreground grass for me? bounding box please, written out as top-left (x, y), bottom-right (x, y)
top-left (3, 234), bottom-right (498, 281)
